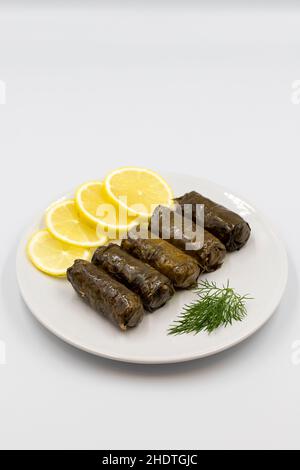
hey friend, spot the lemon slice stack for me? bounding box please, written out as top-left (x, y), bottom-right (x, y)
top-left (28, 167), bottom-right (173, 277)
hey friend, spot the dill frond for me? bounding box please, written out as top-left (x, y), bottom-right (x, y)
top-left (168, 280), bottom-right (252, 335)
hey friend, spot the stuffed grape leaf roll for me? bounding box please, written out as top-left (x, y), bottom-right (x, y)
top-left (174, 191), bottom-right (251, 252)
top-left (150, 205), bottom-right (226, 273)
top-left (67, 260), bottom-right (144, 330)
top-left (92, 243), bottom-right (175, 312)
top-left (121, 232), bottom-right (200, 289)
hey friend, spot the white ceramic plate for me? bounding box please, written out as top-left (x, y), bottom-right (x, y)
top-left (16, 173), bottom-right (288, 364)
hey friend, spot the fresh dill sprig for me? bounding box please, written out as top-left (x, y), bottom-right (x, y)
top-left (168, 280), bottom-right (252, 335)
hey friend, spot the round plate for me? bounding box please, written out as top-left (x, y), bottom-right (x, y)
top-left (16, 173), bottom-right (288, 364)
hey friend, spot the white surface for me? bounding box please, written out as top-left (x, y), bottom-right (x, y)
top-left (17, 173), bottom-right (287, 364)
top-left (0, 1), bottom-right (299, 449)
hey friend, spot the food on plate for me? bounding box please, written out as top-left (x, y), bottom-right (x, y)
top-left (168, 280), bottom-right (252, 335)
top-left (150, 205), bottom-right (226, 273)
top-left (75, 181), bottom-right (138, 237)
top-left (27, 230), bottom-right (91, 276)
top-left (121, 231), bottom-right (200, 288)
top-left (67, 260), bottom-right (144, 330)
top-left (46, 199), bottom-right (108, 248)
top-left (26, 165), bottom-right (253, 336)
top-left (92, 243), bottom-right (175, 312)
top-left (174, 191), bottom-right (251, 252)
top-left (104, 167), bottom-right (174, 218)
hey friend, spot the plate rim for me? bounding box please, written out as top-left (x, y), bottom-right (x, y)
top-left (16, 172), bottom-right (288, 364)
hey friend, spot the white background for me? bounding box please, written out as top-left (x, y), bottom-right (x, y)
top-left (0, 1), bottom-right (299, 450)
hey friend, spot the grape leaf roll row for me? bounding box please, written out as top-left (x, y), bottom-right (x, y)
top-left (67, 234), bottom-right (201, 329)
top-left (92, 243), bottom-right (175, 312)
top-left (67, 190), bottom-right (251, 331)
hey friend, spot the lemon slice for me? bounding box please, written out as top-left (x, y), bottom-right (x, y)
top-left (75, 181), bottom-right (138, 238)
top-left (27, 230), bottom-right (91, 276)
top-left (104, 167), bottom-right (173, 218)
top-left (46, 199), bottom-right (108, 247)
